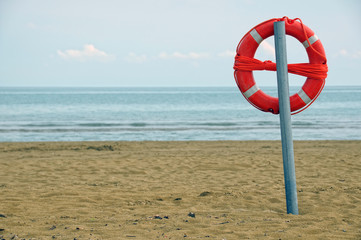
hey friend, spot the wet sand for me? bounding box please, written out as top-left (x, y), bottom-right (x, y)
top-left (0, 141), bottom-right (360, 239)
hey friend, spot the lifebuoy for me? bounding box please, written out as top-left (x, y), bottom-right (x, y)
top-left (234, 17), bottom-right (327, 114)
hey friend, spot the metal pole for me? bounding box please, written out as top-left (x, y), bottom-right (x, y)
top-left (274, 21), bottom-right (299, 215)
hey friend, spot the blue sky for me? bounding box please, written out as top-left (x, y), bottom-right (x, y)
top-left (0, 0), bottom-right (360, 87)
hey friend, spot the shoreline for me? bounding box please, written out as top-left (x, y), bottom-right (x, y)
top-left (1, 139), bottom-right (360, 143)
top-left (1, 140), bottom-right (361, 239)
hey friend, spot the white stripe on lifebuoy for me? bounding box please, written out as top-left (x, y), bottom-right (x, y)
top-left (243, 85), bottom-right (260, 98)
top-left (250, 29), bottom-right (263, 45)
top-left (297, 88), bottom-right (312, 104)
top-left (302, 35), bottom-right (318, 48)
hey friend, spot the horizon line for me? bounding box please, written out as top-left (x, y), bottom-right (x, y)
top-left (0, 84), bottom-right (360, 88)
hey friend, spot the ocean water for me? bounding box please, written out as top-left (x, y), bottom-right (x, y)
top-left (0, 86), bottom-right (360, 142)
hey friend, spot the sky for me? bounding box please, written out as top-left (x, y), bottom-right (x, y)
top-left (0, 0), bottom-right (360, 87)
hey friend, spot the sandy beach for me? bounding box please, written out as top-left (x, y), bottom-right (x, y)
top-left (0, 141), bottom-right (360, 239)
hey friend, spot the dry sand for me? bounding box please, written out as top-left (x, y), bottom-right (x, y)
top-left (0, 141), bottom-right (360, 239)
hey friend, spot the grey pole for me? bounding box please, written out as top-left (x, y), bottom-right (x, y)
top-left (274, 21), bottom-right (299, 215)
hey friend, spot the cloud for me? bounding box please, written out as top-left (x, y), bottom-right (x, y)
top-left (260, 40), bottom-right (275, 57)
top-left (336, 49), bottom-right (361, 59)
top-left (338, 49), bottom-right (348, 56)
top-left (125, 52), bottom-right (147, 63)
top-left (354, 51), bottom-right (361, 59)
top-left (158, 51), bottom-right (210, 60)
top-left (57, 44), bottom-right (115, 61)
top-left (218, 50), bottom-right (236, 58)
top-left (26, 22), bottom-right (38, 29)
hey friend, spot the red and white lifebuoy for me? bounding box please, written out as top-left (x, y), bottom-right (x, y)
top-left (234, 17), bottom-right (327, 114)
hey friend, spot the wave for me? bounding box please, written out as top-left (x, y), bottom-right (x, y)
top-left (1, 120), bottom-right (360, 134)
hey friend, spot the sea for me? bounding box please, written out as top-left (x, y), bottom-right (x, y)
top-left (0, 86), bottom-right (360, 142)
